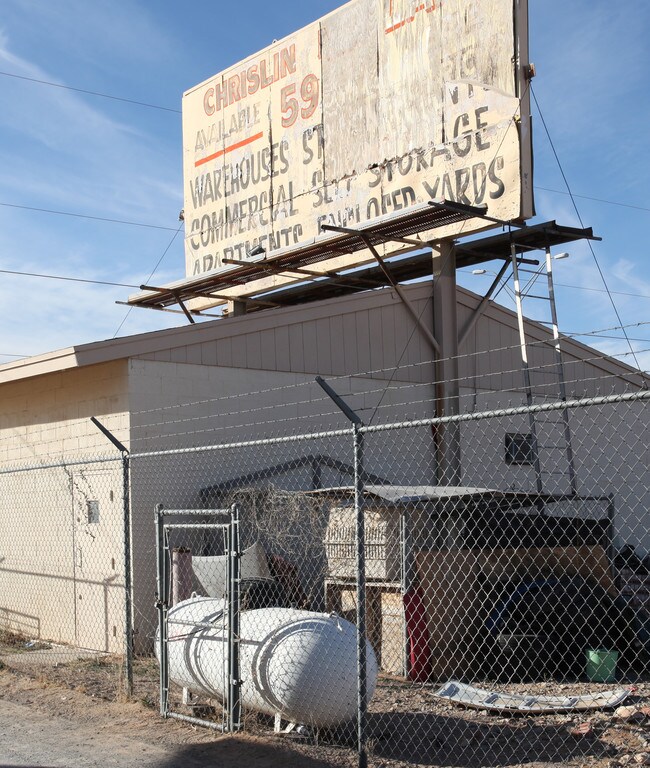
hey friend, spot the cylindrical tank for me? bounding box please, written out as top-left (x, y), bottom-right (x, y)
top-left (160, 596), bottom-right (378, 727)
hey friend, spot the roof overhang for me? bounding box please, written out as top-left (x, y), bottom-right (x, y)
top-left (306, 484), bottom-right (567, 507)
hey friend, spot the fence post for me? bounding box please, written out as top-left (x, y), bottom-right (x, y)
top-left (89, 417), bottom-right (134, 698)
top-left (122, 454), bottom-right (134, 697)
top-left (227, 503), bottom-right (242, 732)
top-left (354, 423), bottom-right (368, 768)
top-left (155, 504), bottom-right (169, 718)
top-left (315, 376), bottom-right (368, 768)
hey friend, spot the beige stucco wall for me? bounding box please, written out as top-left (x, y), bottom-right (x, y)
top-left (0, 360), bottom-right (129, 650)
top-left (0, 360), bottom-right (130, 462)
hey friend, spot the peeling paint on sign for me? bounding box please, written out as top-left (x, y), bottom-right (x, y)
top-left (182, 0), bottom-right (531, 293)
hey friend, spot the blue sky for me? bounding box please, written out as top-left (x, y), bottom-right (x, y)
top-left (0, 0), bottom-right (648, 372)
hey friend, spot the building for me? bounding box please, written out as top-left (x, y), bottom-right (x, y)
top-left (0, 279), bottom-right (646, 654)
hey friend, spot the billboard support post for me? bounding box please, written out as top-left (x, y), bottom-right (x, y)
top-left (433, 241), bottom-right (462, 485)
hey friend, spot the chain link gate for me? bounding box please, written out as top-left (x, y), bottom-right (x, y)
top-left (147, 431), bottom-right (375, 757)
top-left (155, 504), bottom-right (242, 732)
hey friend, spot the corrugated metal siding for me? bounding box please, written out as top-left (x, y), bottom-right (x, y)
top-left (133, 282), bottom-right (642, 397)
top-left (137, 286), bottom-right (430, 380)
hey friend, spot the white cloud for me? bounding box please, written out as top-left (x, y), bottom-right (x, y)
top-left (0, 38), bottom-right (181, 224)
top-left (0, 259), bottom-right (190, 359)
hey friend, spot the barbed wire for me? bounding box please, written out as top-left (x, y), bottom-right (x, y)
top-left (122, 359), bottom-right (649, 447)
top-left (124, 361), bottom-right (642, 442)
top-left (0, 337), bottom-right (645, 461)
top-left (0, 319), bottom-right (647, 461)
top-left (3, 385), bottom-right (647, 472)
top-left (125, 331), bottom-right (648, 425)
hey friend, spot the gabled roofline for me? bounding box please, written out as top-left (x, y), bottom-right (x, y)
top-left (0, 280), bottom-right (644, 387)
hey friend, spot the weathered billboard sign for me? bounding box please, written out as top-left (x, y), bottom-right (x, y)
top-left (183, 0), bottom-right (531, 289)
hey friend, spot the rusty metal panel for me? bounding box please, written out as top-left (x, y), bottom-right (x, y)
top-left (182, 0), bottom-right (531, 297)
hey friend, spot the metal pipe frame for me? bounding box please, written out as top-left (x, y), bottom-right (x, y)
top-left (315, 223), bottom-right (441, 355)
top-left (121, 455), bottom-right (134, 697)
top-left (354, 423), bottom-right (368, 768)
top-left (155, 504), bottom-right (170, 718)
top-left (155, 505), bottom-right (241, 732)
top-left (227, 503), bottom-right (242, 732)
top-left (544, 246), bottom-right (578, 495)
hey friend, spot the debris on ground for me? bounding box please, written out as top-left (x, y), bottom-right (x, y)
top-left (570, 722), bottom-right (594, 737)
top-left (435, 680), bottom-right (633, 713)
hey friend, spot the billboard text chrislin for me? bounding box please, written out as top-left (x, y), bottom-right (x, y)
top-left (182, 0), bottom-right (531, 289)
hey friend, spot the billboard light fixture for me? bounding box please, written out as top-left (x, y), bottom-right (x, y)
top-left (247, 244), bottom-right (266, 258)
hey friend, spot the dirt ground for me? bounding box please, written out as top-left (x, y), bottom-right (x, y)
top-left (1, 637), bottom-right (649, 768)
top-left (0, 665), bottom-right (349, 768)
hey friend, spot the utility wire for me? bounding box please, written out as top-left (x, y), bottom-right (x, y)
top-left (0, 268), bottom-right (138, 288)
top-left (562, 333), bottom-right (650, 343)
top-left (0, 201), bottom-right (179, 232)
top-left (0, 70), bottom-right (181, 113)
top-left (6, 254), bottom-right (650, 303)
top-left (112, 224), bottom-right (183, 337)
top-left (0, 227), bottom-right (182, 356)
top-left (558, 320), bottom-right (650, 343)
top-left (555, 282), bottom-right (650, 301)
top-left (3, 183), bottom-right (647, 242)
top-left (536, 186), bottom-right (650, 214)
top-left (531, 85), bottom-right (644, 374)
top-left (462, 270), bottom-right (650, 302)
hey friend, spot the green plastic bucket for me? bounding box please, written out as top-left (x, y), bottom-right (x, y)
top-left (585, 649), bottom-right (618, 683)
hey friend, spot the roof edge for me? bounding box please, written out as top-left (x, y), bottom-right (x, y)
top-left (0, 346), bottom-right (79, 384)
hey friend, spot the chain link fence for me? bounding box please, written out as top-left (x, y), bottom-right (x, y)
top-left (0, 454), bottom-right (135, 692)
top-left (1, 373), bottom-right (649, 767)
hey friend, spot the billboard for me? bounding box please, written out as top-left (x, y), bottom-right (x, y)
top-left (182, 0), bottom-right (531, 294)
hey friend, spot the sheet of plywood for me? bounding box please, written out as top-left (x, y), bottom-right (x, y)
top-left (321, 1), bottom-right (380, 182)
top-left (415, 546), bottom-right (616, 679)
top-left (475, 546), bottom-right (616, 595)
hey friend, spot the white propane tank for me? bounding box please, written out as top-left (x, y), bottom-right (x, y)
top-left (159, 596), bottom-right (378, 727)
